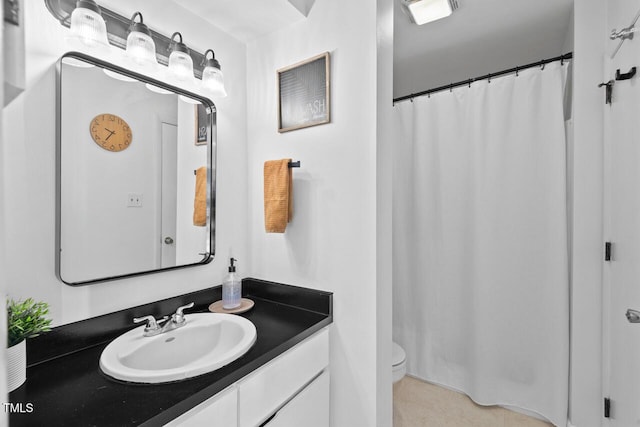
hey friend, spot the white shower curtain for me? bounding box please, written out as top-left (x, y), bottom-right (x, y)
top-left (393, 62), bottom-right (569, 426)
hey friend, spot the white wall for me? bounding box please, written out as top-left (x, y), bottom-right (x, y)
top-left (245, 0), bottom-right (391, 425)
top-left (0, 2), bottom-right (8, 421)
top-left (569, 0), bottom-right (605, 426)
top-left (1, 0), bottom-right (248, 325)
top-left (376, 0), bottom-right (394, 425)
top-left (563, 7), bottom-right (576, 54)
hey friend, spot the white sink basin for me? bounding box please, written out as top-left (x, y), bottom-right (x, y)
top-left (100, 313), bottom-right (257, 383)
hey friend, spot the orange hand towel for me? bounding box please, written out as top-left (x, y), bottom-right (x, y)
top-left (193, 166), bottom-right (207, 226)
top-left (264, 159), bottom-right (293, 233)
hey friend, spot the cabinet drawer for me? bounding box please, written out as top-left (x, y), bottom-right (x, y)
top-left (264, 369), bottom-right (330, 427)
top-left (238, 329), bottom-right (329, 427)
top-left (164, 385), bottom-right (237, 427)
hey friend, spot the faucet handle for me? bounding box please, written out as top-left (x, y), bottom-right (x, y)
top-left (173, 302), bottom-right (195, 324)
top-left (133, 315), bottom-right (168, 333)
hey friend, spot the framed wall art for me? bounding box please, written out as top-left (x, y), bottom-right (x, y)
top-left (277, 52), bottom-right (330, 133)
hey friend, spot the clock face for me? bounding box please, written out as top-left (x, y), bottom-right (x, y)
top-left (89, 114), bottom-right (132, 152)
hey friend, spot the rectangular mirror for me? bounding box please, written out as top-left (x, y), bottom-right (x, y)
top-left (56, 53), bottom-right (216, 285)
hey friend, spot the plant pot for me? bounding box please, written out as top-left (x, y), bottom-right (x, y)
top-left (7, 340), bottom-right (26, 392)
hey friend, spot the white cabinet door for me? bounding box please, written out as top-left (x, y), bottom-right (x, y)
top-left (164, 329), bottom-right (330, 427)
top-left (238, 329), bottom-right (329, 427)
top-left (264, 370), bottom-right (330, 427)
top-left (164, 385), bottom-right (237, 427)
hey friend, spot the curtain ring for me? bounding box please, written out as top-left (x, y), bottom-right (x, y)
top-left (540, 60), bottom-right (545, 70)
top-left (449, 83), bottom-right (453, 92)
top-left (516, 67), bottom-right (519, 77)
top-left (468, 79), bottom-right (472, 88)
top-left (487, 73), bottom-right (491, 83)
top-left (561, 56), bottom-right (565, 65)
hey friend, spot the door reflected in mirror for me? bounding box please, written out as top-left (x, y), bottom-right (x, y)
top-left (57, 53), bottom-right (216, 285)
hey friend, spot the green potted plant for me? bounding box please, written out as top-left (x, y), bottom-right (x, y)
top-left (7, 298), bottom-right (51, 391)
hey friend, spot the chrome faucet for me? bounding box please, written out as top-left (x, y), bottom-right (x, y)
top-left (167, 302), bottom-right (195, 330)
top-left (133, 314), bottom-right (168, 336)
top-left (133, 302), bottom-right (195, 337)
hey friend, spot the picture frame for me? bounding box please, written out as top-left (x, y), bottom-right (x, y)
top-left (195, 104), bottom-right (208, 146)
top-left (277, 52), bottom-right (330, 133)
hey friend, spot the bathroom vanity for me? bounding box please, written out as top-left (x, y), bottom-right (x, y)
top-left (167, 329), bottom-right (329, 427)
top-left (8, 278), bottom-right (332, 426)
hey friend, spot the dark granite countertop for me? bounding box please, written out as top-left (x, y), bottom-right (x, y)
top-left (8, 278), bottom-right (333, 427)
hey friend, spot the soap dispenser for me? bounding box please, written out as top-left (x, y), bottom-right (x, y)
top-left (222, 258), bottom-right (241, 309)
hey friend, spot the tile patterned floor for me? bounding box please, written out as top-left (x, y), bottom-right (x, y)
top-left (393, 376), bottom-right (554, 427)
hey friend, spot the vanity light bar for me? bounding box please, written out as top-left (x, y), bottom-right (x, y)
top-left (44, 0), bottom-right (208, 79)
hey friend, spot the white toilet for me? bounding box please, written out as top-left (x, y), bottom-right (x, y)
top-left (392, 341), bottom-right (407, 383)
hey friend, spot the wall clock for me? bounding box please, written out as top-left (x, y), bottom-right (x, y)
top-left (89, 113), bottom-right (133, 152)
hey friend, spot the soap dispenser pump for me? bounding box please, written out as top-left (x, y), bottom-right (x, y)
top-left (222, 257), bottom-right (241, 309)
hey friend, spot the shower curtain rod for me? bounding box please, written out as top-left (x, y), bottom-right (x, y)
top-left (393, 52), bottom-right (573, 104)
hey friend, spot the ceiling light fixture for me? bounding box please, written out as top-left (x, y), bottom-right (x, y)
top-left (68, 0), bottom-right (109, 48)
top-left (126, 12), bottom-right (157, 68)
top-left (403, 0), bottom-right (458, 25)
top-left (168, 32), bottom-right (194, 81)
top-left (201, 49), bottom-right (227, 97)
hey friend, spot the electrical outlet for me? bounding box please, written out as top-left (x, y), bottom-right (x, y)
top-left (127, 193), bottom-right (143, 207)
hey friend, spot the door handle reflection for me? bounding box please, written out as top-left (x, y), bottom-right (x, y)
top-left (626, 309), bottom-right (640, 323)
